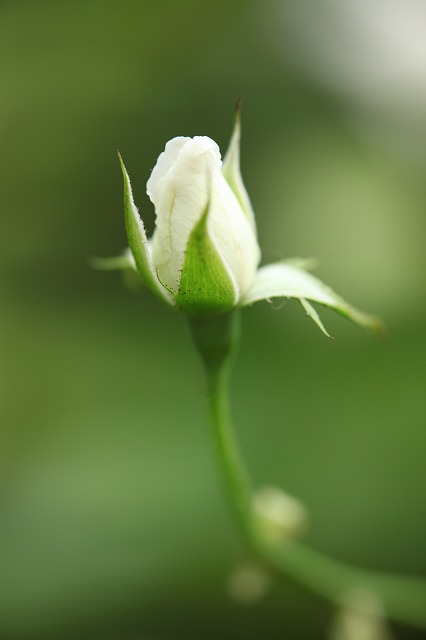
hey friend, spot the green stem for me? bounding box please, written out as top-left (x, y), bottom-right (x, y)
top-left (188, 311), bottom-right (426, 629)
top-left (188, 311), bottom-right (253, 541)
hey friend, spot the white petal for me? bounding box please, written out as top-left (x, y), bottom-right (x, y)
top-left (148, 137), bottom-right (221, 291)
top-left (208, 163), bottom-right (260, 299)
top-left (146, 137), bottom-right (189, 204)
top-left (148, 136), bottom-right (260, 298)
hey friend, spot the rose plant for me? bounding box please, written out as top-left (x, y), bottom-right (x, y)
top-left (111, 109), bottom-right (380, 337)
top-left (97, 106), bottom-right (426, 636)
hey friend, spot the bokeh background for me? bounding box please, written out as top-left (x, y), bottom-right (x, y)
top-left (1, 1), bottom-right (426, 638)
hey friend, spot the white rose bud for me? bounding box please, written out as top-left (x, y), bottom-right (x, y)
top-left (107, 107), bottom-right (380, 334)
top-left (117, 109), bottom-right (261, 318)
top-left (147, 135), bottom-right (260, 315)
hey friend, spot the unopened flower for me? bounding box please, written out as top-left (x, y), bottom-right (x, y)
top-left (227, 562), bottom-right (271, 604)
top-left (252, 485), bottom-right (308, 545)
top-left (145, 133), bottom-right (260, 315)
top-left (329, 590), bottom-right (394, 640)
top-left (102, 107), bottom-right (381, 335)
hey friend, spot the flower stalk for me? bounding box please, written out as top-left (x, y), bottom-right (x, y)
top-left (189, 312), bottom-right (426, 630)
top-left (188, 312), bottom-right (254, 542)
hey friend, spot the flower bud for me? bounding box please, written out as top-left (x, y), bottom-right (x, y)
top-left (329, 590), bottom-right (394, 640)
top-left (227, 562), bottom-right (271, 604)
top-left (147, 135), bottom-right (260, 316)
top-left (252, 485), bottom-right (308, 545)
top-left (110, 109), bottom-right (380, 336)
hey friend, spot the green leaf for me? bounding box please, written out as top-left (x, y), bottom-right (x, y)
top-left (118, 152), bottom-right (173, 305)
top-left (242, 262), bottom-right (383, 336)
top-left (175, 205), bottom-right (237, 316)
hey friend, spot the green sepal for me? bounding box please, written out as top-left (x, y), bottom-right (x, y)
top-left (175, 206), bottom-right (237, 317)
top-left (89, 249), bottom-right (135, 272)
top-left (118, 152), bottom-right (173, 305)
top-left (222, 100), bottom-right (256, 229)
top-left (299, 298), bottom-right (332, 338)
top-left (90, 250), bottom-right (144, 292)
top-left (242, 261), bottom-right (383, 337)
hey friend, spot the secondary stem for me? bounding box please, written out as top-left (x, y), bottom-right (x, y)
top-left (188, 311), bottom-right (426, 629)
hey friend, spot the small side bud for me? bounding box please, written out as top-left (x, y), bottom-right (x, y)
top-left (227, 562), bottom-right (271, 604)
top-left (251, 485), bottom-right (308, 545)
top-left (329, 589), bottom-right (394, 640)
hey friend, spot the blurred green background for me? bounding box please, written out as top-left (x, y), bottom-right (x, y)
top-left (1, 1), bottom-right (425, 638)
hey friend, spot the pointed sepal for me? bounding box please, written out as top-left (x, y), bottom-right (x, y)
top-left (222, 99), bottom-right (256, 229)
top-left (118, 152), bottom-right (173, 305)
top-left (242, 261), bottom-right (383, 337)
top-left (175, 204), bottom-right (238, 316)
top-left (90, 248), bottom-right (135, 271)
